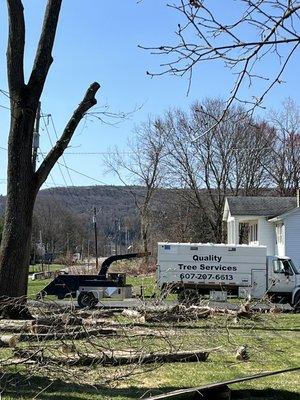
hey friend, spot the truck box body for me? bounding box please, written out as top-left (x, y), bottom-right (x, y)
top-left (157, 242), bottom-right (267, 297)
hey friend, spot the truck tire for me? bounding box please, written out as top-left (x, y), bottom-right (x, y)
top-left (293, 291), bottom-right (300, 312)
top-left (178, 289), bottom-right (199, 305)
top-left (77, 291), bottom-right (98, 309)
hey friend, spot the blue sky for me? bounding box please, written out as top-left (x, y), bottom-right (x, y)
top-left (0, 0), bottom-right (300, 195)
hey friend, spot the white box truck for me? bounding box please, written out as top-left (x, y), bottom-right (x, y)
top-left (157, 242), bottom-right (300, 308)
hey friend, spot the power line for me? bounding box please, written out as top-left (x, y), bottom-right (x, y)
top-left (56, 162), bottom-right (109, 185)
top-left (40, 113), bottom-right (80, 206)
top-left (50, 114), bottom-right (78, 188)
top-left (0, 104), bottom-right (10, 111)
top-left (49, 113), bottom-right (96, 211)
top-left (0, 89), bottom-right (10, 99)
top-left (38, 148), bottom-right (82, 215)
top-left (1, 143), bottom-right (109, 187)
top-left (61, 151), bottom-right (132, 155)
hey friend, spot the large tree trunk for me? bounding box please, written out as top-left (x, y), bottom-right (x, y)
top-left (0, 1), bottom-right (100, 319)
top-left (0, 99), bottom-right (37, 317)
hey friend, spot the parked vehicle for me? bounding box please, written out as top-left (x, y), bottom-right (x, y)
top-left (157, 242), bottom-right (300, 309)
top-left (37, 252), bottom-right (149, 307)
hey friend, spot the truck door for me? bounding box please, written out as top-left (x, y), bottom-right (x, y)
top-left (268, 258), bottom-right (296, 293)
top-left (251, 270), bottom-right (266, 298)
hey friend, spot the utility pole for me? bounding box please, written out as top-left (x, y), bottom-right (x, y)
top-left (93, 207), bottom-right (99, 270)
top-left (32, 101), bottom-right (41, 171)
top-left (87, 238), bottom-right (90, 266)
top-left (125, 225), bottom-right (128, 251)
top-left (66, 232), bottom-right (70, 257)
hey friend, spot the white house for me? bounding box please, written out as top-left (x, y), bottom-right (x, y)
top-left (222, 195), bottom-right (300, 268)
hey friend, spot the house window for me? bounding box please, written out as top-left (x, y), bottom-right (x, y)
top-left (239, 223), bottom-right (249, 244)
top-left (249, 223), bottom-right (258, 243)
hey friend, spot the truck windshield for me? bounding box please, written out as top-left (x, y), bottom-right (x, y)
top-left (290, 259), bottom-right (300, 274)
top-left (276, 259), bottom-right (299, 275)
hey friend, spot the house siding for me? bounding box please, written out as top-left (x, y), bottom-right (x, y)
top-left (257, 218), bottom-right (275, 256)
top-left (284, 209), bottom-right (300, 268)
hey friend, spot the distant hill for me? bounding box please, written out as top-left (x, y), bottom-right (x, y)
top-left (0, 184), bottom-right (281, 254)
top-left (1, 185), bottom-right (149, 216)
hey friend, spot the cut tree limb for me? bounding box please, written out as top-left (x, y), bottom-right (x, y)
top-left (20, 327), bottom-right (117, 342)
top-left (0, 334), bottom-right (19, 347)
top-left (14, 348), bottom-right (211, 366)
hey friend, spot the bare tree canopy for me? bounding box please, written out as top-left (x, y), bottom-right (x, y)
top-left (265, 98), bottom-right (300, 195)
top-left (104, 118), bottom-right (167, 253)
top-left (143, 0), bottom-right (300, 109)
top-left (161, 99), bottom-right (273, 241)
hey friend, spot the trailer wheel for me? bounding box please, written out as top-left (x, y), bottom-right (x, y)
top-left (178, 289), bottom-right (199, 305)
top-left (36, 290), bottom-right (45, 300)
top-left (77, 291), bottom-right (98, 309)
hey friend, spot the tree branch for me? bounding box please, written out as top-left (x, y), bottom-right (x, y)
top-left (28, 0), bottom-right (62, 99)
top-left (35, 82), bottom-right (100, 188)
top-left (6, 0), bottom-right (25, 95)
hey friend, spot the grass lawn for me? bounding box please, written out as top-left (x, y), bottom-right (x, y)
top-left (1, 313), bottom-right (299, 399)
top-left (21, 273), bottom-right (300, 399)
top-left (27, 277), bottom-right (52, 298)
top-left (28, 264), bottom-right (62, 274)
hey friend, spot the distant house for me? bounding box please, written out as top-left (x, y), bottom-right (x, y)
top-left (222, 195), bottom-right (300, 267)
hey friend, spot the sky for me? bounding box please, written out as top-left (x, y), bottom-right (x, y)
top-left (0, 0), bottom-right (300, 195)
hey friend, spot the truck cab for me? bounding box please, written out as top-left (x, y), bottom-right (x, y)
top-left (267, 255), bottom-right (300, 307)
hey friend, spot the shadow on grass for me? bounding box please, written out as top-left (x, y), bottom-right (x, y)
top-left (232, 388), bottom-right (300, 400)
top-left (1, 374), bottom-right (299, 400)
top-left (1, 373), bottom-right (172, 400)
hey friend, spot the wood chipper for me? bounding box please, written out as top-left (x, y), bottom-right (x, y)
top-left (37, 252), bottom-right (149, 308)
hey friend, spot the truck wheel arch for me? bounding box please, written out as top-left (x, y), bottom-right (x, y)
top-left (292, 288), bottom-right (300, 311)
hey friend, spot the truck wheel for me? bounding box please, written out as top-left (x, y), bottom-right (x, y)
top-left (77, 291), bottom-right (98, 309)
top-left (293, 292), bottom-right (300, 312)
top-left (178, 289), bottom-right (199, 305)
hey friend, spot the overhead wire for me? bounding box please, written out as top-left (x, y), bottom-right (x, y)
top-left (48, 114), bottom-right (92, 212)
top-left (40, 112), bottom-right (81, 208)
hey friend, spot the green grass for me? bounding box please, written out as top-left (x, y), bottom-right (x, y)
top-left (127, 275), bottom-right (157, 297)
top-left (6, 297), bottom-right (300, 399)
top-left (27, 277), bottom-right (52, 298)
top-left (28, 264), bottom-right (62, 274)
top-left (22, 274), bottom-right (300, 399)
top-left (1, 314), bottom-right (299, 399)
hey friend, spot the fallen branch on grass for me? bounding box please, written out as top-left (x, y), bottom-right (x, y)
top-left (14, 348), bottom-right (211, 366)
top-left (0, 334), bottom-right (19, 347)
top-left (19, 327), bottom-right (118, 341)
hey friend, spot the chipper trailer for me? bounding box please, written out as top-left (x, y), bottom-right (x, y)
top-left (37, 252), bottom-right (149, 308)
top-left (157, 242), bottom-right (300, 308)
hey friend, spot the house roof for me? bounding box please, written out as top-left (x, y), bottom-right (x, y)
top-left (224, 196), bottom-right (297, 219)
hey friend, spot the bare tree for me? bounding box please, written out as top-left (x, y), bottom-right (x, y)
top-left (163, 99), bottom-right (272, 241)
top-left (143, 0), bottom-right (300, 111)
top-left (265, 98), bottom-right (300, 195)
top-left (104, 118), bottom-right (167, 254)
top-left (0, 0), bottom-right (100, 317)
top-left (33, 198), bottom-right (88, 258)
